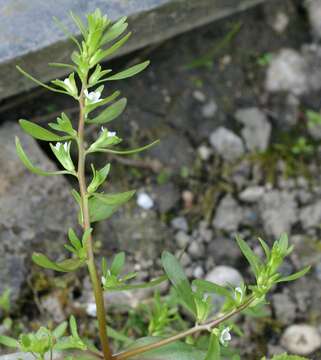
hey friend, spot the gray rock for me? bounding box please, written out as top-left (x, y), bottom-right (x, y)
top-left (306, 0), bottom-right (321, 40)
top-left (259, 190), bottom-right (298, 238)
top-left (209, 127), bottom-right (245, 162)
top-left (265, 49), bottom-right (308, 95)
top-left (0, 122), bottom-right (77, 301)
top-left (281, 324), bottom-right (321, 356)
top-left (239, 186), bottom-right (265, 203)
top-left (188, 241), bottom-right (205, 259)
top-left (213, 194), bottom-right (243, 232)
top-left (175, 231), bottom-right (191, 248)
top-left (153, 183), bottom-right (180, 213)
top-left (171, 216), bottom-right (189, 232)
top-left (201, 100), bottom-right (218, 118)
top-left (235, 108), bottom-right (271, 152)
top-left (208, 237), bottom-right (241, 265)
top-left (0, 0), bottom-right (267, 101)
top-left (148, 133), bottom-right (194, 172)
top-left (205, 266), bottom-right (243, 287)
top-left (95, 208), bottom-right (171, 259)
top-left (272, 292), bottom-right (296, 325)
top-left (299, 200), bottom-right (321, 230)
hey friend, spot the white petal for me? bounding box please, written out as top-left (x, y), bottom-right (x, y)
top-left (137, 192), bottom-right (154, 210)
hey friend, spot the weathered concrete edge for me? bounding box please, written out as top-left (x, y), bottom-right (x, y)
top-left (0, 0), bottom-right (268, 101)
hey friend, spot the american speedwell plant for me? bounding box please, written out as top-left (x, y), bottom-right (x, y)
top-left (0, 10), bottom-right (311, 360)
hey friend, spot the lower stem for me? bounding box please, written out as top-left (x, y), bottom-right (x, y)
top-left (78, 86), bottom-right (112, 360)
top-left (112, 296), bottom-right (255, 360)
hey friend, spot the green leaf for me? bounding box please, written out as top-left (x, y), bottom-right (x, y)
top-left (161, 251), bottom-right (196, 317)
top-left (85, 90), bottom-right (121, 116)
top-left (15, 137), bottom-right (69, 176)
top-left (235, 235), bottom-right (261, 278)
top-left (258, 237), bottom-right (270, 260)
top-left (101, 17), bottom-right (128, 45)
top-left (88, 190), bottom-right (136, 223)
top-left (105, 274), bottom-right (167, 292)
top-left (86, 98), bottom-right (127, 124)
top-left (205, 333), bottom-right (220, 360)
top-left (276, 266), bottom-right (311, 283)
top-left (106, 326), bottom-right (133, 346)
top-left (93, 139), bottom-right (160, 155)
top-left (70, 316), bottom-right (79, 339)
top-left (53, 322), bottom-right (68, 339)
top-left (0, 335), bottom-right (19, 348)
top-left (192, 279), bottom-right (233, 300)
top-left (16, 66), bottom-right (69, 95)
top-left (111, 252), bottom-right (125, 276)
top-left (127, 337), bottom-right (205, 360)
top-left (106, 61), bottom-right (150, 81)
top-left (32, 253), bottom-right (84, 272)
top-left (19, 120), bottom-right (71, 141)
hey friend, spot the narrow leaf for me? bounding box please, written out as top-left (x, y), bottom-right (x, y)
top-left (192, 279), bottom-right (233, 300)
top-left (19, 120), bottom-right (71, 141)
top-left (205, 333), bottom-right (220, 360)
top-left (88, 190), bottom-right (135, 223)
top-left (0, 335), bottom-right (19, 348)
top-left (276, 266), bottom-right (311, 283)
top-left (93, 139), bottom-right (160, 155)
top-left (16, 137), bottom-right (69, 176)
top-left (53, 322), bottom-right (68, 338)
top-left (86, 98), bottom-right (127, 124)
top-left (110, 252), bottom-right (126, 276)
top-left (161, 251), bottom-right (196, 316)
top-left (101, 17), bottom-right (128, 44)
top-left (106, 61), bottom-right (150, 81)
top-left (235, 235), bottom-right (261, 278)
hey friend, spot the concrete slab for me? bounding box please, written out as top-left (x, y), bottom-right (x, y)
top-left (0, 0), bottom-right (267, 100)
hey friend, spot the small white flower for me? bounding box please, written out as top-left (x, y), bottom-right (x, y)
top-left (234, 286), bottom-right (243, 301)
top-left (84, 89), bottom-right (101, 103)
top-left (101, 276), bottom-right (106, 285)
top-left (63, 142), bottom-right (69, 151)
top-left (137, 192), bottom-right (154, 210)
top-left (55, 142), bottom-right (62, 150)
top-left (220, 327), bottom-right (232, 346)
top-left (101, 126), bottom-right (106, 133)
top-left (107, 131), bottom-right (116, 137)
top-left (63, 78), bottom-right (72, 87)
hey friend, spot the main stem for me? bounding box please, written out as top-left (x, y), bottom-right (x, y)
top-left (77, 84), bottom-right (113, 360)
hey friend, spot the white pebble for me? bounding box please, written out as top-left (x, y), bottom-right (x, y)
top-left (137, 192), bottom-right (154, 210)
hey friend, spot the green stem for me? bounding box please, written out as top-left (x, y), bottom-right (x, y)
top-left (112, 296), bottom-right (255, 360)
top-left (77, 83), bottom-right (113, 360)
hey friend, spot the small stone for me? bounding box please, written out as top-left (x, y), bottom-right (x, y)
top-left (41, 293), bottom-right (65, 323)
top-left (86, 302), bottom-right (97, 317)
top-left (171, 216), bottom-right (189, 232)
top-left (179, 252), bottom-right (191, 267)
top-left (281, 324), bottom-right (321, 355)
top-left (213, 194), bottom-right (243, 232)
top-left (154, 183), bottom-right (180, 213)
top-left (299, 200), bottom-right (321, 230)
top-left (265, 49), bottom-right (308, 95)
top-left (193, 265), bottom-right (204, 278)
top-left (209, 127), bottom-right (245, 162)
top-left (259, 190), bottom-right (298, 238)
top-left (272, 12), bottom-right (289, 33)
top-left (199, 227), bottom-right (213, 243)
top-left (272, 292), bottom-right (296, 325)
top-left (188, 241), bottom-right (205, 259)
top-left (205, 266), bottom-right (243, 287)
top-left (193, 90), bottom-right (206, 102)
top-left (137, 192), bottom-right (154, 210)
top-left (198, 145), bottom-right (212, 161)
top-left (175, 231), bottom-right (191, 248)
top-left (182, 190), bottom-right (194, 209)
top-left (306, 0), bottom-right (321, 40)
top-left (201, 100), bottom-right (217, 118)
top-left (239, 186), bottom-right (265, 203)
top-left (235, 108), bottom-right (271, 152)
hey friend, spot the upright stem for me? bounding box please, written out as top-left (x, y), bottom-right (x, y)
top-left (77, 84), bottom-right (113, 360)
